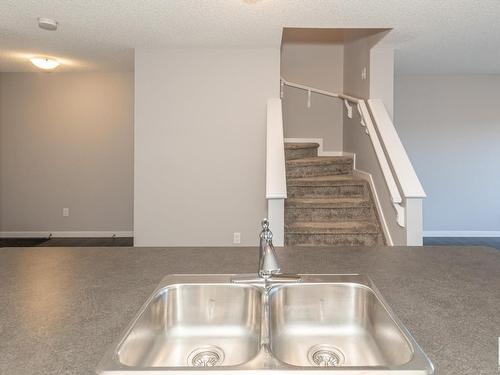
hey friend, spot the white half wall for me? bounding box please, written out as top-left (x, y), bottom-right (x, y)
top-left (134, 48), bottom-right (280, 246)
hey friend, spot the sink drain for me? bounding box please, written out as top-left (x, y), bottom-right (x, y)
top-left (307, 345), bottom-right (345, 367)
top-left (187, 346), bottom-right (225, 367)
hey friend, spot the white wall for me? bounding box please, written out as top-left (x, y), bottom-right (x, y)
top-left (281, 43), bottom-right (344, 151)
top-left (0, 72), bottom-right (134, 235)
top-left (395, 74), bottom-right (500, 235)
top-left (134, 48), bottom-right (280, 246)
top-left (281, 43), bottom-right (344, 91)
top-left (370, 47), bottom-right (395, 117)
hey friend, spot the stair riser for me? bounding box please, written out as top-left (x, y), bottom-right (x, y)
top-left (287, 185), bottom-right (366, 198)
top-left (285, 207), bottom-right (374, 223)
top-left (285, 147), bottom-right (318, 160)
top-left (285, 233), bottom-right (380, 246)
top-left (286, 163), bottom-right (352, 178)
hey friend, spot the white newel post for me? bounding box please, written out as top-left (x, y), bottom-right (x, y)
top-left (267, 199), bottom-right (285, 246)
top-left (405, 198), bottom-right (423, 246)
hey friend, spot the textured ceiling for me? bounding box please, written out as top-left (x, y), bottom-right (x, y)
top-left (1, 0), bottom-right (499, 73)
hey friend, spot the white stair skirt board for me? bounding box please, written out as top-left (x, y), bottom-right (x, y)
top-left (0, 231), bottom-right (134, 238)
top-left (284, 138), bottom-right (353, 157)
top-left (353, 169), bottom-right (393, 246)
top-left (423, 231), bottom-right (500, 238)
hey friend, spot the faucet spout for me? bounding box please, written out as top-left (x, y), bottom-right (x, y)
top-left (258, 219), bottom-right (280, 279)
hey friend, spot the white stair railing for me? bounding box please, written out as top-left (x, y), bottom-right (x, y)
top-left (266, 98), bottom-right (286, 246)
top-left (367, 99), bottom-right (426, 198)
top-left (279, 77), bottom-right (426, 245)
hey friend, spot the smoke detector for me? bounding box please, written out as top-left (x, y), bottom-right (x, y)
top-left (38, 17), bottom-right (58, 31)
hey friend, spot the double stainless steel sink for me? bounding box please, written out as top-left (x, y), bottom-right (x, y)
top-left (97, 274), bottom-right (434, 374)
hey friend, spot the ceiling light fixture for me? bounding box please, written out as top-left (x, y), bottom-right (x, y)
top-left (38, 17), bottom-right (58, 31)
top-left (30, 57), bottom-right (60, 70)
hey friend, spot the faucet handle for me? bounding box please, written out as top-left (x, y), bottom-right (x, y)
top-left (261, 219), bottom-right (270, 230)
top-left (260, 218), bottom-right (273, 242)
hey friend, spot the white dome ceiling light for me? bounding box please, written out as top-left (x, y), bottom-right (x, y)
top-left (30, 57), bottom-right (60, 70)
top-left (33, 18), bottom-right (60, 70)
top-left (38, 17), bottom-right (58, 31)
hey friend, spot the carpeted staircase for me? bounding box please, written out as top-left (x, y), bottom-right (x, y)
top-left (285, 142), bottom-right (385, 246)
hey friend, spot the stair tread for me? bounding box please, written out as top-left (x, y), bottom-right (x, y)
top-left (287, 156), bottom-right (353, 166)
top-left (286, 197), bottom-right (370, 208)
top-left (284, 142), bottom-right (320, 150)
top-left (286, 221), bottom-right (379, 234)
top-left (287, 175), bottom-right (365, 186)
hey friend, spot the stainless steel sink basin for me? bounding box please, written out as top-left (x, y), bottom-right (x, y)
top-left (117, 282), bottom-right (261, 367)
top-left (97, 274), bottom-right (434, 374)
top-left (268, 283), bottom-right (413, 367)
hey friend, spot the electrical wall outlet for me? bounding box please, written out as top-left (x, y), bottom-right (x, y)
top-left (233, 232), bottom-right (241, 244)
top-left (63, 207), bottom-right (69, 217)
top-left (361, 67), bottom-right (367, 80)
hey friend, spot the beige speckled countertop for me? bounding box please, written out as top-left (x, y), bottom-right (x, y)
top-left (0, 246), bottom-right (498, 375)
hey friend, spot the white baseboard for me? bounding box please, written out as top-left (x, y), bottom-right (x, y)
top-left (423, 231), bottom-right (500, 238)
top-left (284, 138), bottom-right (346, 156)
top-left (0, 231), bottom-right (133, 238)
top-left (353, 168), bottom-right (393, 246)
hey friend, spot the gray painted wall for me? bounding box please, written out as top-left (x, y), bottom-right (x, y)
top-left (395, 74), bottom-right (500, 233)
top-left (0, 72), bottom-right (134, 233)
top-left (281, 43), bottom-right (344, 151)
top-left (134, 48), bottom-right (279, 246)
top-left (343, 36), bottom-right (371, 99)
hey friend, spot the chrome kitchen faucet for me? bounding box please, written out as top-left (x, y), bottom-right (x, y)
top-left (258, 219), bottom-right (281, 279)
